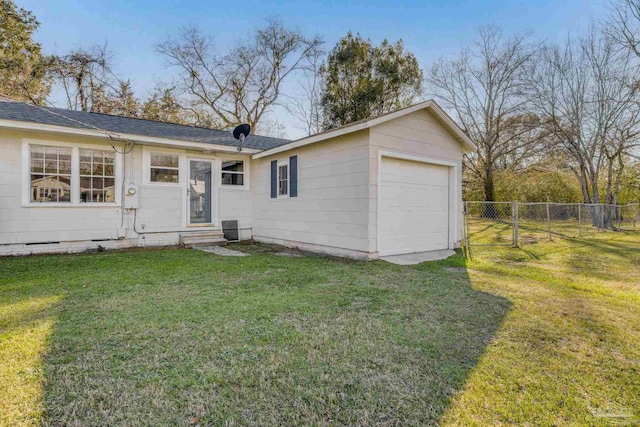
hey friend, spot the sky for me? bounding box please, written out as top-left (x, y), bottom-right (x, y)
top-left (19, 0), bottom-right (609, 139)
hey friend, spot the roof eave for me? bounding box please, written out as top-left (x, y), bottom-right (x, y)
top-left (0, 118), bottom-right (260, 154)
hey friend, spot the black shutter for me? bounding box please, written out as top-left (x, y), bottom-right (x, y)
top-left (270, 160), bottom-right (277, 198)
top-left (290, 155), bottom-right (298, 197)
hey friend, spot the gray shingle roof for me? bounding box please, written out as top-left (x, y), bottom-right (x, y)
top-left (0, 99), bottom-right (291, 151)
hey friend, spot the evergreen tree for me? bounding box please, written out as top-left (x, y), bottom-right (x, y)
top-left (0, 0), bottom-right (50, 103)
top-left (320, 32), bottom-right (423, 129)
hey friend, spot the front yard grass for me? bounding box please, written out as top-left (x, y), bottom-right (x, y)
top-left (1, 235), bottom-right (638, 426)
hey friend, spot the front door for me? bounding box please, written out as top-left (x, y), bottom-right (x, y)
top-left (188, 160), bottom-right (213, 225)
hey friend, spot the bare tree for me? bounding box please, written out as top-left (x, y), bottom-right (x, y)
top-left (282, 47), bottom-right (325, 136)
top-left (257, 119), bottom-right (287, 138)
top-left (529, 30), bottom-right (640, 224)
top-left (427, 26), bottom-right (541, 203)
top-left (608, 0), bottom-right (640, 57)
top-left (50, 44), bottom-right (121, 112)
top-left (156, 19), bottom-right (323, 131)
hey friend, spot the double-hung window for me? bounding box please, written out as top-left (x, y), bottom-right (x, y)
top-left (150, 153), bottom-right (180, 183)
top-left (270, 156), bottom-right (297, 199)
top-left (221, 160), bottom-right (244, 186)
top-left (80, 149), bottom-right (116, 203)
top-left (278, 164), bottom-right (289, 196)
top-left (28, 143), bottom-right (118, 205)
top-left (30, 145), bottom-right (72, 203)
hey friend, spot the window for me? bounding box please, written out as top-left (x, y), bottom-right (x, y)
top-left (150, 153), bottom-right (179, 183)
top-left (30, 145), bottom-right (72, 203)
top-left (26, 142), bottom-right (119, 206)
top-left (80, 149), bottom-right (115, 203)
top-left (278, 164), bottom-right (288, 196)
top-left (221, 160), bottom-right (244, 186)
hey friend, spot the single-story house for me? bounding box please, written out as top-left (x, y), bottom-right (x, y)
top-left (0, 97), bottom-right (475, 259)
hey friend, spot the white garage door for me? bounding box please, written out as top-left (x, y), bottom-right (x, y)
top-left (378, 157), bottom-right (450, 256)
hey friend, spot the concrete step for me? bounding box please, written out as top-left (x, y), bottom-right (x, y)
top-left (180, 230), bottom-right (228, 247)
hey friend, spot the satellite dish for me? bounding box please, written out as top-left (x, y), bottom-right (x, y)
top-left (232, 124), bottom-right (250, 152)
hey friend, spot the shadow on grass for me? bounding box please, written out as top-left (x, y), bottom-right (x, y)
top-left (1, 247), bottom-right (510, 426)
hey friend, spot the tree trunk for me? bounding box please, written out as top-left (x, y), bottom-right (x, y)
top-left (577, 165), bottom-right (592, 204)
top-left (482, 167), bottom-right (498, 218)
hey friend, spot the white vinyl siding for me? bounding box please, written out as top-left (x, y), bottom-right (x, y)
top-left (253, 130), bottom-right (371, 255)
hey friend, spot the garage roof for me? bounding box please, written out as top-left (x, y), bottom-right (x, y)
top-left (252, 100), bottom-right (476, 159)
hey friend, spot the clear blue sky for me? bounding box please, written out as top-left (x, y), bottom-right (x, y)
top-left (19, 0), bottom-right (608, 138)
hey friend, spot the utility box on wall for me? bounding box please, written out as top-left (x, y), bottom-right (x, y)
top-left (124, 183), bottom-right (139, 209)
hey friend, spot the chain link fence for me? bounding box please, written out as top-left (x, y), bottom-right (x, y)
top-left (464, 201), bottom-right (639, 247)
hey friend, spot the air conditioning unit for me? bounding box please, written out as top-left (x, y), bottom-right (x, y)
top-left (221, 220), bottom-right (239, 242)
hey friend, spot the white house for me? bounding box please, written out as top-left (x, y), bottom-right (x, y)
top-left (0, 98), bottom-right (475, 259)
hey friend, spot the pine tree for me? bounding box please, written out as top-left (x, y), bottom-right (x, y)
top-left (0, 0), bottom-right (50, 103)
top-left (320, 33), bottom-right (423, 129)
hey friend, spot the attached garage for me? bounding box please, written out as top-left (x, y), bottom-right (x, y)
top-left (378, 156), bottom-right (452, 256)
top-left (252, 100), bottom-right (475, 261)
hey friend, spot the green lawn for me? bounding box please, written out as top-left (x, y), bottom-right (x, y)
top-left (1, 237), bottom-right (638, 426)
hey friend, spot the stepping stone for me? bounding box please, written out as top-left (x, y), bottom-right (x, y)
top-left (194, 246), bottom-right (249, 257)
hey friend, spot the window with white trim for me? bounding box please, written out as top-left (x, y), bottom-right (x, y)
top-left (150, 153), bottom-right (179, 183)
top-left (30, 145), bottom-right (72, 203)
top-left (278, 164), bottom-right (288, 196)
top-left (221, 160), bottom-right (244, 186)
top-left (80, 149), bottom-right (116, 203)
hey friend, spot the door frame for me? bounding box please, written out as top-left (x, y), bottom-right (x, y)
top-left (376, 150), bottom-right (458, 255)
top-left (186, 157), bottom-right (217, 227)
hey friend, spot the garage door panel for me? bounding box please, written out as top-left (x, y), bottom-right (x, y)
top-left (379, 187), bottom-right (449, 209)
top-left (381, 159), bottom-right (450, 186)
top-left (379, 157), bottom-right (450, 256)
top-left (379, 211), bottom-right (449, 236)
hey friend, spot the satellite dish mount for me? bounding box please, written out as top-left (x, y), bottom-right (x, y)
top-left (232, 124), bottom-right (251, 152)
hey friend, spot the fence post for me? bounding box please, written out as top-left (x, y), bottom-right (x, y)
top-left (618, 205), bottom-right (622, 230)
top-left (578, 203), bottom-right (582, 237)
top-left (546, 202), bottom-right (552, 240)
top-left (464, 201), bottom-right (470, 249)
top-left (600, 204), bottom-right (604, 231)
top-left (513, 201), bottom-right (519, 247)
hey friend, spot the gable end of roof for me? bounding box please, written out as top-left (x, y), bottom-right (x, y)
top-left (252, 100), bottom-right (476, 159)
